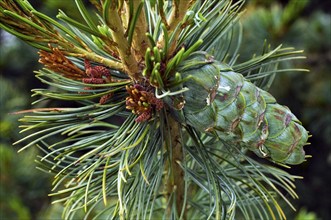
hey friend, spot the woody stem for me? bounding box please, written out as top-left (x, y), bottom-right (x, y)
top-left (104, 2), bottom-right (140, 80)
top-left (165, 115), bottom-right (186, 219)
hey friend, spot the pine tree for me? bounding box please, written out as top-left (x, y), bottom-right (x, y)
top-left (0, 0), bottom-right (310, 219)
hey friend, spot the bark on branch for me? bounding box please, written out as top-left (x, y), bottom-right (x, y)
top-left (165, 115), bottom-right (186, 219)
top-left (104, 2), bottom-right (140, 79)
top-left (130, 0), bottom-right (149, 62)
top-left (158, 0), bottom-right (195, 56)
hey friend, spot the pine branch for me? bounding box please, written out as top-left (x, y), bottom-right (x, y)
top-left (73, 46), bottom-right (125, 71)
top-left (103, 0), bottom-right (140, 79)
top-left (159, 0), bottom-right (196, 56)
top-left (165, 115), bottom-right (186, 219)
top-left (130, 0), bottom-right (149, 62)
top-left (2, 0), bottom-right (311, 219)
top-left (167, 0), bottom-right (194, 36)
top-left (0, 0), bottom-right (125, 72)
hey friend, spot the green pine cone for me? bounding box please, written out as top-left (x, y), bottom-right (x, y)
top-left (166, 52), bottom-right (222, 129)
top-left (172, 52), bottom-right (309, 165)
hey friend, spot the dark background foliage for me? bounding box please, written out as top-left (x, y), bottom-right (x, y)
top-left (0, 0), bottom-right (330, 219)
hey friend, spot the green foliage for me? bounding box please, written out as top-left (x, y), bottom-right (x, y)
top-left (240, 0), bottom-right (309, 57)
top-left (0, 76), bottom-right (29, 143)
top-left (0, 0), bottom-right (313, 219)
top-left (239, 2), bottom-right (330, 219)
top-left (294, 208), bottom-right (318, 220)
top-left (0, 78), bottom-right (51, 220)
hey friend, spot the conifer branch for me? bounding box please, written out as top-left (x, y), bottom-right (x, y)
top-left (166, 115), bottom-right (186, 219)
top-left (162, 0), bottom-right (196, 56)
top-left (130, 0), bottom-right (149, 62)
top-left (103, 0), bottom-right (140, 79)
top-left (167, 1), bottom-right (193, 33)
top-left (158, 1), bottom-right (169, 29)
top-left (1, 0), bottom-right (310, 219)
top-left (0, 0), bottom-right (125, 72)
top-left (72, 47), bottom-right (125, 71)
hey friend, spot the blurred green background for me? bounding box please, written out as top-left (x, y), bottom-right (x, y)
top-left (0, 0), bottom-right (330, 219)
